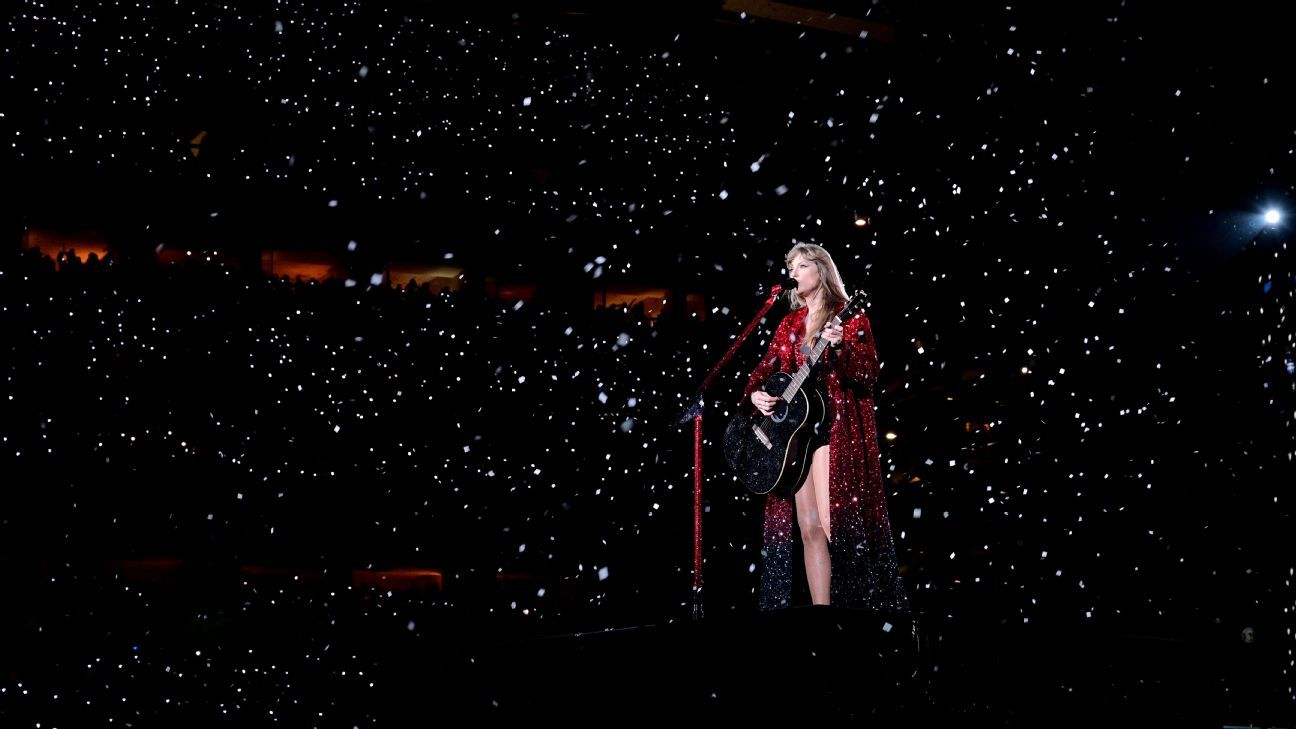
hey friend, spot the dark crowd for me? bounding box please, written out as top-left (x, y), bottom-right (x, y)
top-left (2, 0), bottom-right (1294, 723)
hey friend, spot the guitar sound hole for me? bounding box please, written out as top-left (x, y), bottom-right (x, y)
top-left (771, 402), bottom-right (787, 423)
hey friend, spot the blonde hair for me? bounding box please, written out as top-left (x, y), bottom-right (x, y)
top-left (784, 243), bottom-right (849, 349)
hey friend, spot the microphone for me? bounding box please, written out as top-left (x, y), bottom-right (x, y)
top-left (764, 277), bottom-right (798, 296)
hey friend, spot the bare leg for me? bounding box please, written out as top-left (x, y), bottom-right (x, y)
top-left (795, 450), bottom-right (831, 605)
top-left (812, 445), bottom-right (831, 543)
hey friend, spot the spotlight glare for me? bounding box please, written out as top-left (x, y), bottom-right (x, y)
top-left (1264, 209), bottom-right (1280, 225)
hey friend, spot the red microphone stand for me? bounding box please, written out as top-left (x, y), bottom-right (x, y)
top-left (674, 283), bottom-right (787, 623)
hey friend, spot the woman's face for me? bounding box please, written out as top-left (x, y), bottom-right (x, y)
top-left (789, 256), bottom-right (820, 299)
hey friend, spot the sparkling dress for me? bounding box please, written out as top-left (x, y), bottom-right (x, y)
top-left (738, 305), bottom-right (910, 613)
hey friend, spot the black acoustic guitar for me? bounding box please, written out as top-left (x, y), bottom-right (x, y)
top-left (723, 291), bottom-right (868, 497)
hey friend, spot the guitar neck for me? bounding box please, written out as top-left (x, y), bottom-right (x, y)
top-left (776, 313), bottom-right (839, 401)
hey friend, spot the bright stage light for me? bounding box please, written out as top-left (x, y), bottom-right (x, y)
top-left (1264, 209), bottom-right (1281, 225)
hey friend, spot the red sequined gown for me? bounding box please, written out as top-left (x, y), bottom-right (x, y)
top-left (739, 305), bottom-right (910, 613)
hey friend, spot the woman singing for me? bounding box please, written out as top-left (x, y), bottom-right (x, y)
top-left (740, 243), bottom-right (910, 613)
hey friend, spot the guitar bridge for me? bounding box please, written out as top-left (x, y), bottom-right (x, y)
top-left (752, 423), bottom-right (773, 450)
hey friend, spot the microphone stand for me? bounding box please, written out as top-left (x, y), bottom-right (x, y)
top-left (673, 281), bottom-right (789, 623)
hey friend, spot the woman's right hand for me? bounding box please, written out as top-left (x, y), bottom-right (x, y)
top-left (751, 390), bottom-right (778, 416)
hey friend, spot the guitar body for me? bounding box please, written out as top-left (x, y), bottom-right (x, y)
top-left (723, 371), bottom-right (830, 498)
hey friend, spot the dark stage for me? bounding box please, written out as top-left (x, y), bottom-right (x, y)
top-left (2, 0), bottom-right (1294, 725)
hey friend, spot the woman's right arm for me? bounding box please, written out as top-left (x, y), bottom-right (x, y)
top-left (739, 316), bottom-right (787, 410)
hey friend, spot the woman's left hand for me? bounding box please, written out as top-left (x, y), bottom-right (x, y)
top-left (822, 321), bottom-right (844, 347)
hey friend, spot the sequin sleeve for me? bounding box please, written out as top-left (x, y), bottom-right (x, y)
top-left (739, 315), bottom-right (788, 409)
top-left (826, 311), bottom-right (878, 394)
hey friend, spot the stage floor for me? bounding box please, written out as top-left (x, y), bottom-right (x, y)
top-left (0, 560), bottom-right (1286, 725)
